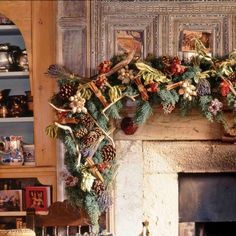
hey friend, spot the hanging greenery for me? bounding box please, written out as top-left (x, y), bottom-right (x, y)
top-left (46, 39), bottom-right (236, 233)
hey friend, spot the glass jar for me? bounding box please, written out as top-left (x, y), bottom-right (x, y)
top-left (0, 136), bottom-right (24, 166)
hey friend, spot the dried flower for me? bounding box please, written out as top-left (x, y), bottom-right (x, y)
top-left (61, 171), bottom-right (79, 187)
top-left (197, 79), bottom-right (211, 96)
top-left (171, 57), bottom-right (186, 75)
top-left (97, 60), bottom-right (111, 74)
top-left (178, 80), bottom-right (197, 101)
top-left (117, 66), bottom-right (135, 84)
top-left (97, 191), bottom-right (112, 212)
top-left (208, 98), bottom-right (223, 116)
top-left (69, 91), bottom-right (87, 113)
top-left (95, 74), bottom-right (107, 90)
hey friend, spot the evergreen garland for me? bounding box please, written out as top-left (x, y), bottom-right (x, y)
top-left (46, 39), bottom-right (236, 233)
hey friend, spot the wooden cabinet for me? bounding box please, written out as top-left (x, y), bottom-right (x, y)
top-left (0, 1), bottom-right (57, 202)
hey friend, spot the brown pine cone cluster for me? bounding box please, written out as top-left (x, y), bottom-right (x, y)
top-left (229, 72), bottom-right (236, 87)
top-left (161, 56), bottom-right (171, 73)
top-left (228, 72), bottom-right (236, 81)
top-left (75, 127), bottom-right (88, 138)
top-left (82, 128), bottom-right (103, 148)
top-left (102, 144), bottom-right (116, 162)
top-left (79, 114), bottom-right (95, 130)
top-left (59, 84), bottom-right (76, 100)
top-left (93, 127), bottom-right (103, 137)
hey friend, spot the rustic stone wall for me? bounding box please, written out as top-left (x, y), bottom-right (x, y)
top-left (114, 140), bottom-right (236, 236)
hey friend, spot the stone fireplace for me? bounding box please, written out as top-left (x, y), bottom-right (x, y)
top-left (113, 140), bottom-right (236, 236)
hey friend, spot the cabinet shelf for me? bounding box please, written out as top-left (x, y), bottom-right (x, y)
top-left (0, 117), bottom-right (33, 123)
top-left (0, 211), bottom-right (26, 217)
top-left (0, 71), bottom-right (29, 79)
top-left (0, 25), bottom-right (20, 35)
top-left (0, 211), bottom-right (48, 217)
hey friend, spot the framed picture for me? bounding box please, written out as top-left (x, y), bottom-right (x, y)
top-left (23, 145), bottom-right (35, 166)
top-left (180, 30), bottom-right (212, 53)
top-left (25, 186), bottom-right (51, 212)
top-left (115, 30), bottom-right (144, 57)
top-left (0, 190), bottom-right (22, 211)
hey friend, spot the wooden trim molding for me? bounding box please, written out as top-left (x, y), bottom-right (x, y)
top-left (32, 1), bottom-right (57, 167)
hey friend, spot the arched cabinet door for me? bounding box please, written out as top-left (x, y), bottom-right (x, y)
top-left (0, 1), bottom-right (57, 202)
top-left (0, 1), bottom-right (57, 167)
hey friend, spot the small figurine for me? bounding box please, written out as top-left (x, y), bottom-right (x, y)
top-left (18, 49), bottom-right (29, 71)
top-left (142, 220), bottom-right (150, 236)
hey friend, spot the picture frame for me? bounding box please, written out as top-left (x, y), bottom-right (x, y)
top-left (23, 144), bottom-right (35, 166)
top-left (180, 30), bottom-right (212, 53)
top-left (115, 30), bottom-right (144, 57)
top-left (0, 190), bottom-right (23, 212)
top-left (25, 186), bottom-right (51, 212)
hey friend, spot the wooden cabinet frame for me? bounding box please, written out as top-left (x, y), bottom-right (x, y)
top-left (0, 1), bottom-right (57, 200)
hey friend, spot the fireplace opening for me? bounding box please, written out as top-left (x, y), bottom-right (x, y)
top-left (178, 173), bottom-right (236, 236)
top-left (195, 222), bottom-right (236, 236)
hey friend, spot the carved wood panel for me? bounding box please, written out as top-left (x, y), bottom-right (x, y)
top-left (58, 0), bottom-right (87, 18)
top-left (58, 25), bottom-right (87, 75)
top-left (91, 0), bottom-right (236, 71)
top-left (57, 2), bottom-right (88, 76)
top-left (168, 14), bottom-right (229, 56)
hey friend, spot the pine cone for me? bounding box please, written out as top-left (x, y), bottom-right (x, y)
top-left (162, 56), bottom-right (171, 65)
top-left (75, 127), bottom-right (88, 138)
top-left (79, 114), bottom-right (95, 130)
top-left (92, 179), bottom-right (105, 196)
top-left (102, 144), bottom-right (116, 162)
top-left (161, 56), bottom-right (171, 73)
top-left (82, 130), bottom-right (99, 148)
top-left (59, 84), bottom-right (76, 100)
top-left (93, 127), bottom-right (103, 137)
top-left (228, 72), bottom-right (236, 81)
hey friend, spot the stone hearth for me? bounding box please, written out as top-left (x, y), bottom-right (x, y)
top-left (114, 141), bottom-right (236, 236)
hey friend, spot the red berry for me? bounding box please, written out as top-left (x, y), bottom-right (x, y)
top-left (120, 117), bottom-right (138, 135)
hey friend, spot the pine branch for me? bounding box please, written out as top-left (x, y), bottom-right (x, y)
top-left (180, 97), bottom-right (194, 116)
top-left (106, 100), bottom-right (123, 119)
top-left (84, 194), bottom-right (101, 232)
top-left (227, 92), bottom-right (236, 108)
top-left (97, 114), bottom-right (109, 131)
top-left (198, 95), bottom-right (213, 121)
top-left (158, 89), bottom-right (179, 106)
top-left (65, 186), bottom-right (84, 209)
top-left (86, 100), bottom-right (100, 119)
top-left (63, 134), bottom-right (77, 155)
top-left (134, 100), bottom-right (153, 125)
top-left (64, 151), bottom-right (78, 173)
